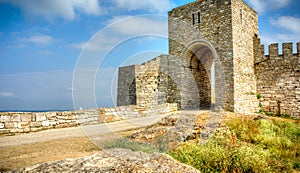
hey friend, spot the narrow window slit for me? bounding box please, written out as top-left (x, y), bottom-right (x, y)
top-left (192, 13), bottom-right (195, 25)
top-left (240, 9), bottom-right (243, 24)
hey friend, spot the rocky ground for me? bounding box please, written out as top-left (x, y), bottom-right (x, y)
top-left (129, 111), bottom-right (234, 150)
top-left (129, 112), bottom-right (206, 150)
top-left (12, 148), bottom-right (199, 172)
top-left (4, 111), bottom-right (248, 172)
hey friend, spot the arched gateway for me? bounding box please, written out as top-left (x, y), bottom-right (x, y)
top-left (118, 0), bottom-right (259, 113)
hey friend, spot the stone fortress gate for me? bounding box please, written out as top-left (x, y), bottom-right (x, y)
top-left (117, 0), bottom-right (300, 117)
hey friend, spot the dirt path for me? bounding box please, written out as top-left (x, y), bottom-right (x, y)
top-left (0, 137), bottom-right (98, 171)
top-left (0, 114), bottom-right (169, 147)
top-left (0, 111), bottom-right (209, 171)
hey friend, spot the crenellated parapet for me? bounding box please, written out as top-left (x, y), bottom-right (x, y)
top-left (254, 39), bottom-right (300, 65)
top-left (254, 38), bottom-right (300, 118)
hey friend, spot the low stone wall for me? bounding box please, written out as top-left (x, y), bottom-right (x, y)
top-left (0, 103), bottom-right (178, 134)
top-left (99, 103), bottom-right (178, 123)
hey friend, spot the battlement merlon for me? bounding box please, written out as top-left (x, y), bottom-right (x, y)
top-left (268, 43), bottom-right (279, 57)
top-left (258, 42), bottom-right (300, 57)
top-left (254, 40), bottom-right (300, 64)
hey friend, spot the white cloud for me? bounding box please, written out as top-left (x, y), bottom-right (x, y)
top-left (247, 0), bottom-right (292, 13)
top-left (113, 0), bottom-right (174, 14)
top-left (261, 33), bottom-right (300, 44)
top-left (27, 33), bottom-right (54, 44)
top-left (108, 16), bottom-right (168, 36)
top-left (270, 16), bottom-right (300, 34)
top-left (69, 16), bottom-right (168, 51)
top-left (12, 33), bottom-right (55, 47)
top-left (0, 91), bottom-right (15, 98)
top-left (68, 36), bottom-right (120, 51)
top-left (0, 0), bottom-right (172, 22)
top-left (0, 0), bottom-right (102, 21)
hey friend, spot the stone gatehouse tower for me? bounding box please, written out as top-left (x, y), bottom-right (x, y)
top-left (117, 0), bottom-right (300, 116)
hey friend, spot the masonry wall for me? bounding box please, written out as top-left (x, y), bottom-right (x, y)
top-left (255, 42), bottom-right (300, 118)
top-left (0, 103), bottom-right (178, 134)
top-left (117, 65), bottom-right (137, 106)
top-left (0, 109), bottom-right (99, 134)
top-left (135, 57), bottom-right (161, 108)
top-left (231, 0), bottom-right (259, 113)
top-left (117, 55), bottom-right (182, 109)
top-left (168, 0), bottom-right (235, 111)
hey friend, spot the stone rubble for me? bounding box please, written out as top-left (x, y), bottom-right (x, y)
top-left (130, 112), bottom-right (210, 150)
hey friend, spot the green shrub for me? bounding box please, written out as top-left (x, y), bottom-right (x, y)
top-left (169, 136), bottom-right (271, 172)
top-left (257, 93), bottom-right (263, 99)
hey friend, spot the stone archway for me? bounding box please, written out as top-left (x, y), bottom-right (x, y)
top-left (180, 41), bottom-right (216, 110)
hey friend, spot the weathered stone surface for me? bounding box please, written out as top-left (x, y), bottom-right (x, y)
top-left (14, 148), bottom-right (199, 173)
top-left (0, 122), bottom-right (4, 129)
top-left (20, 113), bottom-right (31, 122)
top-left (11, 114), bottom-right (21, 122)
top-left (130, 112), bottom-right (210, 150)
top-left (0, 115), bottom-right (10, 122)
top-left (41, 120), bottom-right (50, 127)
top-left (35, 113), bottom-right (46, 122)
top-left (0, 129), bottom-right (10, 134)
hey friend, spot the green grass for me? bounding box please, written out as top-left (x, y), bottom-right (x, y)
top-left (169, 117), bottom-right (300, 173)
top-left (103, 137), bottom-right (161, 154)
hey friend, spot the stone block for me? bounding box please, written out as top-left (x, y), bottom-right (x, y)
top-left (46, 112), bottom-right (56, 118)
top-left (18, 122), bottom-right (30, 129)
top-left (0, 115), bottom-right (10, 122)
top-left (42, 120), bottom-right (50, 127)
top-left (31, 114), bottom-right (36, 121)
top-left (30, 122), bottom-right (42, 127)
top-left (11, 114), bottom-right (21, 122)
top-left (23, 127), bottom-right (30, 133)
top-left (0, 122), bottom-right (4, 129)
top-left (21, 113), bottom-right (31, 122)
top-left (36, 113), bottom-right (47, 122)
top-left (10, 128), bottom-right (24, 133)
top-left (31, 127), bottom-right (42, 132)
top-left (49, 121), bottom-right (57, 126)
top-left (0, 129), bottom-right (10, 134)
top-left (4, 122), bottom-right (15, 129)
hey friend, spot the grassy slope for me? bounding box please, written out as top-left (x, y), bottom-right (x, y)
top-left (169, 116), bottom-right (300, 173)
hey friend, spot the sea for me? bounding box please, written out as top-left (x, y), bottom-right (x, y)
top-left (0, 110), bottom-right (73, 113)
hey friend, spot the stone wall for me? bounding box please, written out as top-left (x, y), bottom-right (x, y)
top-left (168, 0), bottom-right (234, 111)
top-left (231, 0), bottom-right (259, 113)
top-left (0, 103), bottom-right (178, 134)
top-left (117, 55), bottom-right (182, 109)
top-left (255, 41), bottom-right (300, 118)
top-left (117, 65), bottom-right (138, 106)
top-left (0, 109), bottom-right (99, 134)
top-left (99, 103), bottom-right (178, 122)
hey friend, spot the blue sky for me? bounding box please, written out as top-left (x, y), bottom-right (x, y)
top-left (0, 0), bottom-right (299, 111)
